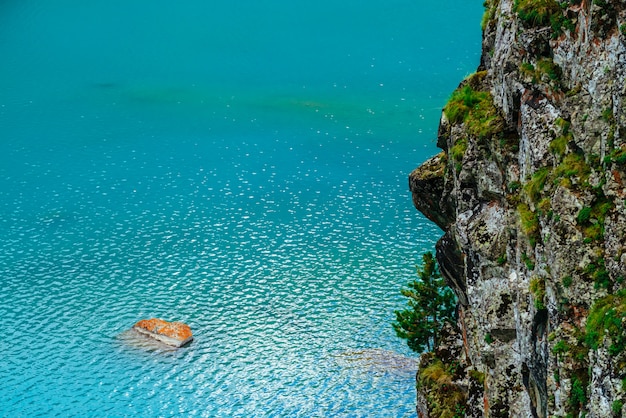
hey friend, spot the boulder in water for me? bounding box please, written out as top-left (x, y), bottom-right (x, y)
top-left (132, 318), bottom-right (193, 347)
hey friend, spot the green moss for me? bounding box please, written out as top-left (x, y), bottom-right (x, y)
top-left (519, 59), bottom-right (564, 90)
top-left (554, 153), bottom-right (591, 186)
top-left (567, 83), bottom-right (583, 97)
top-left (550, 135), bottom-right (569, 157)
top-left (522, 252), bottom-right (536, 271)
top-left (518, 203), bottom-right (540, 246)
top-left (525, 167), bottom-right (551, 202)
top-left (537, 58), bottom-right (562, 83)
top-left (444, 85), bottom-right (484, 124)
top-left (482, 0), bottom-right (500, 30)
top-left (514, 0), bottom-right (560, 26)
top-left (593, 199), bottom-right (614, 221)
top-left (577, 206), bottom-right (592, 224)
top-left (530, 277), bottom-right (546, 310)
top-left (586, 257), bottom-right (610, 289)
top-left (537, 198), bottom-right (552, 217)
top-left (611, 145), bottom-right (626, 166)
top-left (613, 399), bottom-right (624, 415)
top-left (552, 325), bottom-right (590, 374)
top-left (418, 353), bottom-right (467, 418)
top-left (485, 333), bottom-right (494, 344)
top-left (552, 339), bottom-right (569, 358)
top-left (508, 181), bottom-right (522, 192)
top-left (550, 7), bottom-right (575, 37)
top-left (602, 107), bottom-right (615, 123)
top-left (469, 369), bottom-right (485, 385)
top-left (519, 62), bottom-right (537, 84)
top-left (562, 275), bottom-right (573, 288)
top-left (451, 138), bottom-right (468, 164)
top-left (583, 224), bottom-right (603, 242)
top-left (554, 116), bottom-right (569, 131)
top-left (443, 82), bottom-right (503, 138)
top-left (586, 289), bottom-right (626, 354)
top-left (569, 376), bottom-right (588, 412)
top-left (584, 261), bottom-right (598, 275)
top-left (550, 118), bottom-right (572, 158)
top-left (467, 96), bottom-right (503, 138)
top-left (520, 61), bottom-right (535, 76)
top-left (577, 198), bottom-right (614, 242)
top-left (514, 0), bottom-right (574, 37)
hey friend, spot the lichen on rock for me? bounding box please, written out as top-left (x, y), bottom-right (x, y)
top-left (132, 318), bottom-right (193, 348)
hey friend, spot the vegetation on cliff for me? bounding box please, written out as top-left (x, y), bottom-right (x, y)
top-left (442, 72), bottom-right (504, 140)
top-left (408, 0), bottom-right (626, 415)
top-left (417, 352), bottom-right (467, 418)
top-left (394, 253), bottom-right (468, 417)
top-left (393, 252), bottom-right (456, 353)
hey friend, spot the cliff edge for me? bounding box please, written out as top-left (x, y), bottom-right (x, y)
top-left (410, 0), bottom-right (626, 416)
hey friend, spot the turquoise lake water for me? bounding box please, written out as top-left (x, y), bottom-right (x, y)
top-left (0, 1), bottom-right (482, 416)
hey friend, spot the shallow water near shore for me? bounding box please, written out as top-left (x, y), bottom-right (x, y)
top-left (0, 1), bottom-right (481, 416)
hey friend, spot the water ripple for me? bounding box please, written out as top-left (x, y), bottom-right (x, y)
top-left (0, 138), bottom-right (438, 416)
top-left (0, 1), bottom-right (480, 412)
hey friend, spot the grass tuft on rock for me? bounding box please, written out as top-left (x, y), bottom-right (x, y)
top-left (443, 82), bottom-right (504, 138)
top-left (525, 167), bottom-right (550, 202)
top-left (576, 198), bottom-right (614, 242)
top-left (554, 153), bottom-right (591, 186)
top-left (612, 145), bottom-right (626, 166)
top-left (586, 289), bottom-right (626, 354)
top-left (514, 0), bottom-right (560, 26)
top-left (518, 203), bottom-right (540, 246)
top-left (550, 118), bottom-right (572, 157)
top-left (418, 353), bottom-right (467, 418)
top-left (450, 138), bottom-right (468, 172)
top-left (530, 277), bottom-right (546, 310)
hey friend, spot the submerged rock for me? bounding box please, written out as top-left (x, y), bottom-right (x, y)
top-left (132, 318), bottom-right (193, 347)
top-left (333, 348), bottom-right (419, 376)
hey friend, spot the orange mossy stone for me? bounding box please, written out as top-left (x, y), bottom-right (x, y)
top-left (133, 318), bottom-right (193, 347)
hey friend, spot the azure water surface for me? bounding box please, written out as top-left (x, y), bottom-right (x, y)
top-left (0, 1), bottom-right (482, 416)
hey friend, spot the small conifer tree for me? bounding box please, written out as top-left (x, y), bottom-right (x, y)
top-left (393, 251), bottom-right (457, 353)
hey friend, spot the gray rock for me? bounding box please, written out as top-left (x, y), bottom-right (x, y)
top-left (409, 0), bottom-right (626, 415)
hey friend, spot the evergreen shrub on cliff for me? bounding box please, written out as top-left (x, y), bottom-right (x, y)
top-left (393, 252), bottom-right (456, 353)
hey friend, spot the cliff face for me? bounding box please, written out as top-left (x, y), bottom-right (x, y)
top-left (410, 0), bottom-right (626, 416)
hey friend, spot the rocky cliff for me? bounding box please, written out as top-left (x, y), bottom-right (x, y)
top-left (409, 0), bottom-right (626, 416)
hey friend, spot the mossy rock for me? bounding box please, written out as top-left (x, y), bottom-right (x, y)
top-left (586, 289), bottom-right (626, 355)
top-left (418, 353), bottom-right (468, 418)
top-left (443, 73), bottom-right (504, 139)
top-left (514, 0), bottom-right (560, 27)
